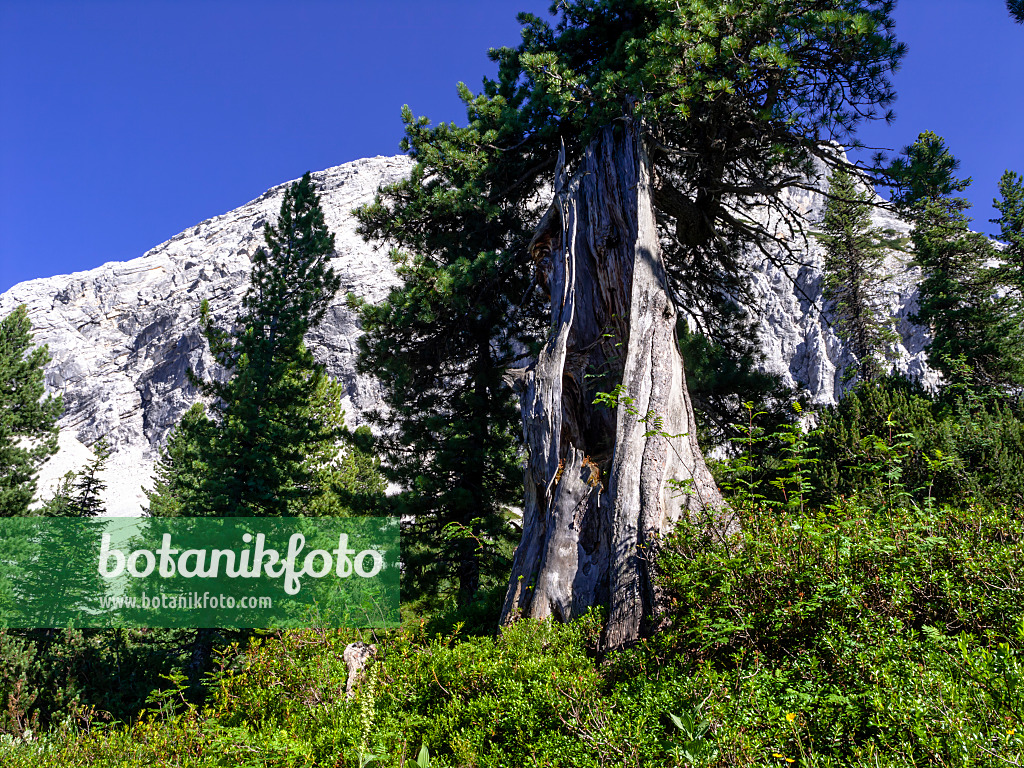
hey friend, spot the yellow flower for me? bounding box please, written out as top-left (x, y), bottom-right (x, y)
top-left (787, 760), bottom-right (795, 764)
top-left (773, 754), bottom-right (784, 759)
top-left (786, 712), bottom-right (796, 723)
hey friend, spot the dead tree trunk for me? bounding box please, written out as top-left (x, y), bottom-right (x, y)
top-left (500, 122), bottom-right (737, 648)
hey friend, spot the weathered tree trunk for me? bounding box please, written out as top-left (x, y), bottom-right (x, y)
top-left (500, 123), bottom-right (737, 648)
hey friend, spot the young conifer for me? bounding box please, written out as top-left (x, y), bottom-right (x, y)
top-left (145, 403), bottom-right (216, 518)
top-left (68, 438), bottom-right (110, 517)
top-left (0, 305), bottom-right (62, 517)
top-left (818, 167), bottom-right (899, 382)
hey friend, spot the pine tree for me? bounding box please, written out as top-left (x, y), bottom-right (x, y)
top-left (39, 472), bottom-right (77, 517)
top-left (993, 170), bottom-right (1024, 290)
top-left (67, 439), bottom-right (109, 517)
top-left (0, 305), bottom-right (62, 517)
top-left (298, 379), bottom-right (387, 518)
top-left (197, 172), bottom-right (343, 517)
top-left (357, 0), bottom-right (905, 639)
top-left (890, 132), bottom-right (1024, 393)
top-left (1009, 0), bottom-right (1024, 24)
top-left (145, 404), bottom-right (216, 518)
top-left (349, 248), bottom-right (523, 607)
top-left (818, 167), bottom-right (900, 382)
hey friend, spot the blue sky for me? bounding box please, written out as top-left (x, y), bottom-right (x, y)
top-left (1, 0), bottom-right (1022, 293)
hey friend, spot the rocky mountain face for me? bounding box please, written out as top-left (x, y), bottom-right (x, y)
top-left (750, 180), bottom-right (935, 404)
top-left (1, 156), bottom-right (412, 515)
top-left (0, 155), bottom-right (932, 516)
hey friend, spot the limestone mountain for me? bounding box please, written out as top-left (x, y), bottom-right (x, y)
top-left (0, 155), bottom-right (932, 515)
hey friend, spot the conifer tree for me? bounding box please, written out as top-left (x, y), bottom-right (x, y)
top-left (39, 471), bottom-right (77, 517)
top-left (298, 379), bottom-right (387, 517)
top-left (0, 305), bottom-right (62, 517)
top-left (349, 247), bottom-right (523, 607)
top-left (818, 167), bottom-right (899, 381)
top-left (145, 404), bottom-right (216, 518)
top-left (149, 174), bottom-right (384, 518)
top-left (993, 170), bottom-right (1024, 290)
top-left (357, 0), bottom-right (905, 638)
top-left (1009, 0), bottom-right (1024, 24)
top-left (68, 439), bottom-right (109, 517)
top-left (890, 132), bottom-right (1024, 393)
top-left (197, 172), bottom-right (343, 517)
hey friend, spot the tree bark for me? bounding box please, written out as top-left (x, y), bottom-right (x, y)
top-left (500, 122), bottom-right (737, 648)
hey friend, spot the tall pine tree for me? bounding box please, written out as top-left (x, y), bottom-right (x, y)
top-left (149, 173), bottom-right (384, 519)
top-left (348, 242), bottom-right (525, 608)
top-left (890, 132), bottom-right (1024, 393)
top-left (0, 305), bottom-right (62, 517)
top-left (818, 166), bottom-right (900, 382)
top-left (149, 174), bottom-right (339, 518)
top-left (194, 173), bottom-right (343, 517)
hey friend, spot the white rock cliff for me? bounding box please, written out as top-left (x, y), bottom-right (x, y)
top-left (0, 155), bottom-right (932, 516)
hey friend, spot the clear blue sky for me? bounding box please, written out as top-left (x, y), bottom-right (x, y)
top-left (1, 0), bottom-right (1022, 293)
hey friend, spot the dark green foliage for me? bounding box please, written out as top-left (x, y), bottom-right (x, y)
top-left (13, 523), bottom-right (109, 628)
top-left (1010, 0), bottom-right (1024, 23)
top-left (808, 377), bottom-right (1024, 508)
top-left (144, 403), bottom-right (217, 518)
top-left (0, 629), bottom-right (184, 737)
top-left (67, 439), bottom-right (109, 517)
top-left (890, 132), bottom-right (1024, 392)
top-left (151, 173), bottom-right (386, 519)
top-left (994, 169), bottom-right (1024, 289)
top-left (5, 402), bottom-right (1024, 765)
top-left (354, 0), bottom-right (904, 609)
top-left (0, 305), bottom-right (62, 517)
top-left (149, 383), bottom-right (384, 519)
top-left (658, 497), bottom-right (1024, 766)
top-left (679, 320), bottom-right (799, 451)
top-left (37, 473), bottom-right (75, 517)
top-left (349, 249), bottom-right (526, 608)
top-left (39, 441), bottom-right (111, 517)
top-left (480, 0), bottom-right (904, 328)
top-left (197, 172), bottom-right (343, 516)
top-left (350, 60), bottom-right (539, 607)
top-left (303, 422), bottom-right (388, 518)
top-left (818, 167), bottom-right (900, 381)
top-left (10, 491), bottom-right (1023, 766)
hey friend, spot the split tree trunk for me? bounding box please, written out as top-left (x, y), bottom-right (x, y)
top-left (500, 122), bottom-right (737, 648)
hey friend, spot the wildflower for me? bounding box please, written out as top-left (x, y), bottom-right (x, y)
top-left (786, 712), bottom-right (796, 723)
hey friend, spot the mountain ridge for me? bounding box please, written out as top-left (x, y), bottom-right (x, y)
top-left (1, 154), bottom-right (933, 516)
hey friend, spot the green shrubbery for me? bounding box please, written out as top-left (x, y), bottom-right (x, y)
top-left (5, 494), bottom-right (1022, 766)
top-left (4, 382), bottom-right (1024, 766)
top-left (0, 629), bottom-right (186, 737)
top-left (810, 377), bottom-right (1024, 508)
top-left (656, 499), bottom-right (1024, 765)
